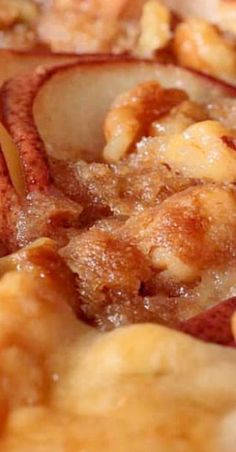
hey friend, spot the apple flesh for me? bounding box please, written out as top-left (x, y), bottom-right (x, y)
top-left (1, 57), bottom-right (235, 167)
top-left (33, 59), bottom-right (236, 162)
top-left (0, 49), bottom-right (78, 88)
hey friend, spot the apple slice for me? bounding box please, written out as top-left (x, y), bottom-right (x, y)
top-left (178, 297), bottom-right (236, 346)
top-left (0, 50), bottom-right (123, 89)
top-left (33, 58), bottom-right (236, 162)
top-left (0, 66), bottom-right (54, 192)
top-left (0, 49), bottom-right (79, 88)
top-left (1, 57), bottom-right (235, 169)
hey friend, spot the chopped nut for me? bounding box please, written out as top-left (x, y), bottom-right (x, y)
top-left (150, 100), bottom-right (208, 137)
top-left (173, 18), bottom-right (236, 81)
top-left (0, 0), bottom-right (38, 29)
top-left (137, 0), bottom-right (171, 57)
top-left (123, 185), bottom-right (236, 282)
top-left (103, 81), bottom-right (187, 163)
top-left (155, 120), bottom-right (236, 182)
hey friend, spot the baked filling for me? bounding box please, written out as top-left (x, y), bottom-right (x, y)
top-left (0, 58), bottom-right (235, 333)
top-left (0, 2), bottom-right (235, 450)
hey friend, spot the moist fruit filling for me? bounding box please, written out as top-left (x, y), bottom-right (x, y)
top-left (51, 82), bottom-right (236, 330)
top-left (1, 64), bottom-right (236, 333)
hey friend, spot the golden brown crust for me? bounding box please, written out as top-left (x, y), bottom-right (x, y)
top-left (0, 259), bottom-right (235, 451)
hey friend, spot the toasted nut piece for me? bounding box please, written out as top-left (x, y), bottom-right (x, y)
top-left (218, 1), bottom-right (236, 35)
top-left (0, 2), bottom-right (18, 29)
top-left (206, 98), bottom-right (236, 132)
top-left (103, 81), bottom-right (187, 163)
top-left (16, 0), bottom-right (38, 23)
top-left (137, 0), bottom-right (171, 57)
top-left (0, 0), bottom-right (38, 29)
top-left (150, 100), bottom-right (208, 137)
top-left (123, 185), bottom-right (236, 283)
top-left (154, 120), bottom-right (236, 182)
top-left (151, 247), bottom-right (198, 282)
top-left (173, 19), bottom-right (236, 81)
top-left (55, 0), bottom-right (128, 20)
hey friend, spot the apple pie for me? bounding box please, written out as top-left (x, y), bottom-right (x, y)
top-left (0, 1), bottom-right (235, 451)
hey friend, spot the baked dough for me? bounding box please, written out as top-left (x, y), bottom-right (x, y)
top-left (0, 241), bottom-right (236, 451)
